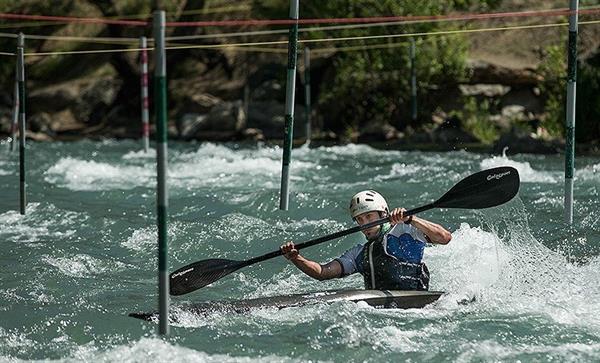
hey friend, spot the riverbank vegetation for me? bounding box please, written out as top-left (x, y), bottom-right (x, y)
top-left (0, 0), bottom-right (599, 153)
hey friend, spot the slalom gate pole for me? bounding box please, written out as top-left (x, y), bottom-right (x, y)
top-left (564, 0), bottom-right (578, 224)
top-left (279, 0), bottom-right (299, 210)
top-left (17, 33), bottom-right (26, 215)
top-left (153, 10), bottom-right (169, 335)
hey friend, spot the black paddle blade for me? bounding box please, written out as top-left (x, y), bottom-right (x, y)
top-left (169, 258), bottom-right (244, 296)
top-left (435, 166), bottom-right (520, 209)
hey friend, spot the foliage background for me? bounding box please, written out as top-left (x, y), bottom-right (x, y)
top-left (0, 0), bottom-right (599, 143)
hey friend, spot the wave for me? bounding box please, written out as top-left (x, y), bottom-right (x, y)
top-left (45, 157), bottom-right (154, 191)
top-left (122, 148), bottom-right (156, 160)
top-left (578, 163), bottom-right (600, 182)
top-left (480, 151), bottom-right (557, 183)
top-left (0, 203), bottom-right (85, 244)
top-left (42, 254), bottom-right (126, 278)
top-left (426, 206), bottom-right (600, 333)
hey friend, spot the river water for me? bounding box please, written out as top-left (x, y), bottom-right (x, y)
top-left (0, 140), bottom-right (599, 362)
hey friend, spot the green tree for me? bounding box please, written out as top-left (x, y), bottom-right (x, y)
top-left (251, 0), bottom-right (472, 133)
top-left (537, 44), bottom-right (567, 138)
top-left (538, 42), bottom-right (600, 143)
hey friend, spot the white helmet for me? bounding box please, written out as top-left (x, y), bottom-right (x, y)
top-left (349, 190), bottom-right (389, 219)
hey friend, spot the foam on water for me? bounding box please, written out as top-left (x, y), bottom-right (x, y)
top-left (168, 296), bottom-right (449, 360)
top-left (121, 148), bottom-right (156, 160)
top-left (122, 221), bottom-right (195, 267)
top-left (426, 204), bottom-right (600, 334)
top-left (455, 340), bottom-right (600, 362)
top-left (5, 336), bottom-right (305, 363)
top-left (0, 159), bottom-right (11, 176)
top-left (121, 226), bottom-right (156, 252)
top-left (312, 143), bottom-right (399, 158)
top-left (36, 142), bottom-right (494, 195)
top-left (480, 149), bottom-right (557, 183)
top-left (45, 157), bottom-right (154, 191)
top-left (0, 203), bottom-right (84, 244)
top-left (426, 223), bottom-right (507, 301)
top-left (0, 289), bottom-right (24, 309)
top-left (271, 217), bottom-right (345, 237)
top-left (579, 162), bottom-right (600, 182)
top-left (168, 143), bottom-right (313, 190)
top-left (42, 254), bottom-right (127, 278)
top-left (186, 213), bottom-right (277, 253)
top-left (0, 327), bottom-right (35, 351)
top-left (532, 194), bottom-right (563, 208)
top-left (375, 162), bottom-right (454, 184)
top-left (27, 281), bottom-right (56, 305)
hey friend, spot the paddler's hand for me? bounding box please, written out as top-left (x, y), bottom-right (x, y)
top-left (280, 241), bottom-right (300, 261)
top-left (389, 208), bottom-right (411, 225)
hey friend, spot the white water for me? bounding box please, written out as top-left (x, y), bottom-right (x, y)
top-left (1, 141), bottom-right (599, 362)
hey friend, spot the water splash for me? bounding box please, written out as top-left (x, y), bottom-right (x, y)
top-left (1, 141), bottom-right (599, 361)
top-left (45, 157), bottom-right (154, 191)
top-left (579, 163), bottom-right (600, 182)
top-left (480, 148), bottom-right (557, 183)
top-left (426, 200), bottom-right (600, 333)
top-left (65, 337), bottom-right (301, 362)
top-left (122, 148), bottom-right (156, 160)
top-left (0, 203), bottom-right (84, 244)
top-left (42, 254), bottom-right (127, 278)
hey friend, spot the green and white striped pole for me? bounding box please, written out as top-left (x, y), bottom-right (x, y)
top-left (564, 0), bottom-right (578, 224)
top-left (279, 0), bottom-right (299, 210)
top-left (304, 46), bottom-right (311, 145)
top-left (17, 33), bottom-right (26, 215)
top-left (410, 37), bottom-right (417, 122)
top-left (153, 10), bottom-right (169, 335)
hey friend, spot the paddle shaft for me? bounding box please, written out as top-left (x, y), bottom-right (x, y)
top-left (244, 203), bottom-right (435, 266)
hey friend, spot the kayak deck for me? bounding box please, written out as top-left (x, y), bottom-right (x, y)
top-left (129, 289), bottom-right (444, 322)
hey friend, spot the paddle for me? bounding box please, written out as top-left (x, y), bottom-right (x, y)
top-left (170, 166), bottom-right (520, 296)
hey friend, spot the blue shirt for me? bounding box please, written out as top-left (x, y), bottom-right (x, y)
top-left (335, 223), bottom-right (427, 276)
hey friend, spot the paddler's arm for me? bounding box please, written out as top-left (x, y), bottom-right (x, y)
top-left (389, 208), bottom-right (452, 244)
top-left (280, 242), bottom-right (343, 280)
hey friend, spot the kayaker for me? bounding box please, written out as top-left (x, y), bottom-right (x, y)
top-left (280, 190), bottom-right (452, 290)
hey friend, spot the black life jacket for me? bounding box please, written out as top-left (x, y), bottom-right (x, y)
top-left (362, 237), bottom-right (430, 291)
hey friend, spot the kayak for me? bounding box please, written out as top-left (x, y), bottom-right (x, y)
top-left (129, 289), bottom-right (444, 322)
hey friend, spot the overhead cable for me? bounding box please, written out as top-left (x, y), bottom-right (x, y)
top-left (4, 19), bottom-right (600, 57)
top-left (1, 8), bottom-right (600, 28)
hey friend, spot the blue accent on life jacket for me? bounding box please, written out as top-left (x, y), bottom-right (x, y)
top-left (385, 233), bottom-right (425, 264)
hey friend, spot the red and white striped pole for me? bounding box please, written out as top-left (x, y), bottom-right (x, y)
top-left (140, 36), bottom-right (150, 152)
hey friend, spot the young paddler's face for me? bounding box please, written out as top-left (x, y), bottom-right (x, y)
top-left (355, 211), bottom-right (383, 239)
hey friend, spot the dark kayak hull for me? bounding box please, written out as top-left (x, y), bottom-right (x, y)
top-left (129, 289), bottom-right (444, 322)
